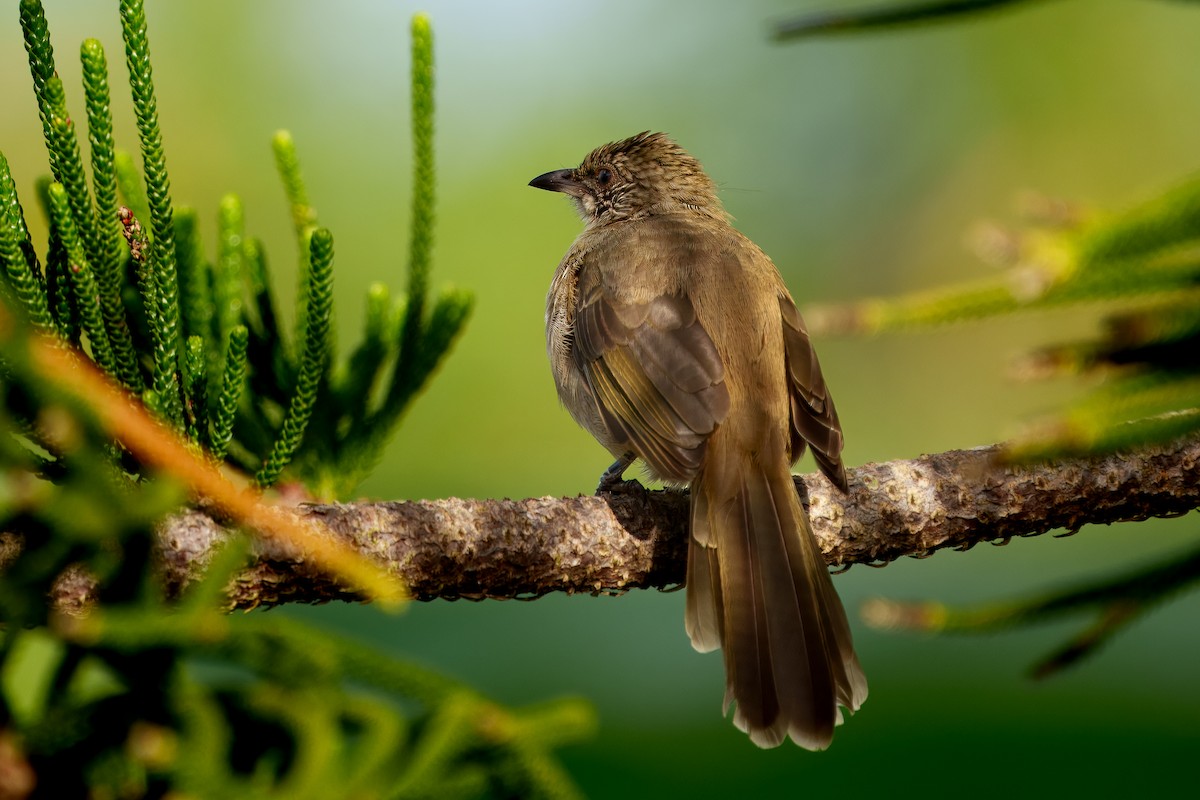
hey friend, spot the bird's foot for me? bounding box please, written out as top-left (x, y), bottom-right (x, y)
top-left (596, 452), bottom-right (637, 494)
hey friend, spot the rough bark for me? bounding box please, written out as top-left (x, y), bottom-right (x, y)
top-left (48, 438), bottom-right (1200, 611)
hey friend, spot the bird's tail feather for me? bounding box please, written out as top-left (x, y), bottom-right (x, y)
top-left (685, 459), bottom-right (867, 749)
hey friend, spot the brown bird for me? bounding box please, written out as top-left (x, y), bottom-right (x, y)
top-left (530, 131), bottom-right (866, 749)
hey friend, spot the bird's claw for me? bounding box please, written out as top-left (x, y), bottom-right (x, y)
top-left (596, 453), bottom-right (636, 493)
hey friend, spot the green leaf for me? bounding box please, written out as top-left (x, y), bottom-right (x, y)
top-left (255, 229), bottom-right (335, 487)
top-left (121, 0), bottom-right (182, 426)
top-left (81, 38), bottom-right (142, 391)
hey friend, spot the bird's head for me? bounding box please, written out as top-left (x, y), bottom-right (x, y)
top-left (529, 132), bottom-right (722, 225)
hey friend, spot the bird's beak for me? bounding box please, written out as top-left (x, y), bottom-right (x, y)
top-left (529, 168), bottom-right (584, 197)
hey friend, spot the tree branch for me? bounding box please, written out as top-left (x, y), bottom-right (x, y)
top-left (47, 438), bottom-right (1200, 611)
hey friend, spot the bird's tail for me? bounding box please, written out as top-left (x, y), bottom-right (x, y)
top-left (685, 455), bottom-right (867, 749)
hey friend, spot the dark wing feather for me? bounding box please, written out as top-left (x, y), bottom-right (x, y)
top-left (779, 296), bottom-right (847, 492)
top-left (574, 288), bottom-right (729, 482)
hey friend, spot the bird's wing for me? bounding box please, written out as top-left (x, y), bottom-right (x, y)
top-left (573, 284), bottom-right (730, 482)
top-left (778, 296), bottom-right (848, 491)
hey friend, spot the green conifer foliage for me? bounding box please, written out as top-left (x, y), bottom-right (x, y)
top-left (0, 3), bottom-right (590, 798)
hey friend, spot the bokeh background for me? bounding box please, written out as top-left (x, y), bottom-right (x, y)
top-left (3, 0), bottom-right (1199, 795)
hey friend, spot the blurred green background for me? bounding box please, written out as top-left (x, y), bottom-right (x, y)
top-left (4, 0), bottom-right (1199, 795)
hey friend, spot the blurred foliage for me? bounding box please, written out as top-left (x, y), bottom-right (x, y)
top-left (864, 540), bottom-right (1200, 677)
top-left (0, 1), bottom-right (590, 798)
top-left (775, 0), bottom-right (1040, 39)
top-left (794, 0), bottom-right (1200, 678)
top-left (774, 0), bottom-right (1200, 40)
top-left (792, 0), bottom-right (1200, 465)
top-left (807, 175), bottom-right (1200, 461)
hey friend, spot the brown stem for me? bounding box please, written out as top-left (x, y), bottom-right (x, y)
top-left (48, 437), bottom-right (1200, 611)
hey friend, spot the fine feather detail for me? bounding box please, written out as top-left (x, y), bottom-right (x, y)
top-left (687, 457), bottom-right (867, 750)
top-left (780, 296), bottom-right (848, 492)
top-left (574, 292), bottom-right (729, 482)
top-left (537, 131), bottom-right (864, 750)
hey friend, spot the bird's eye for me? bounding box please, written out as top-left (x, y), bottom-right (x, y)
top-left (597, 168), bottom-right (611, 186)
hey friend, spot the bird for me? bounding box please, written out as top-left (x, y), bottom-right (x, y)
top-left (529, 131), bottom-right (866, 749)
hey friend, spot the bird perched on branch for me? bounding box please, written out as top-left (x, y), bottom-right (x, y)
top-left (530, 132), bottom-right (867, 749)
